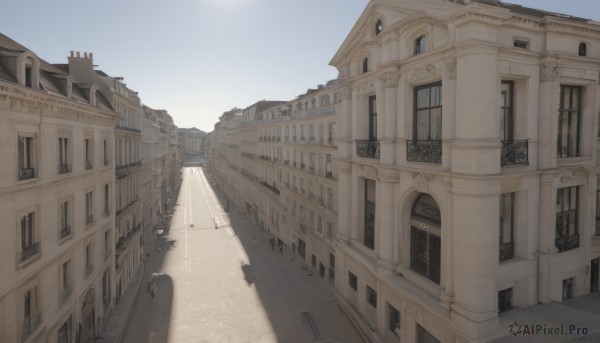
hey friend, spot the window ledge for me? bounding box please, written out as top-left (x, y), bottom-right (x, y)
top-left (557, 156), bottom-right (591, 167)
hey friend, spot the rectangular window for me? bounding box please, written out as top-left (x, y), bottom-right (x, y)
top-left (499, 193), bottom-right (514, 261)
top-left (498, 288), bottom-right (512, 313)
top-left (23, 285), bottom-right (40, 340)
top-left (364, 179), bottom-right (376, 250)
top-left (414, 83), bottom-right (442, 141)
top-left (20, 211), bottom-right (38, 263)
top-left (513, 39), bottom-right (528, 49)
top-left (85, 138), bottom-right (93, 170)
top-left (60, 260), bottom-right (72, 305)
top-left (388, 304), bottom-right (401, 336)
top-left (326, 222), bottom-right (333, 242)
top-left (103, 139), bottom-right (109, 166)
top-left (555, 187), bottom-right (579, 252)
top-left (500, 81), bottom-right (514, 141)
top-left (557, 85), bottom-right (582, 158)
top-left (563, 277), bottom-right (574, 300)
top-left (348, 272), bottom-right (357, 291)
top-left (102, 268), bottom-right (111, 311)
top-left (327, 188), bottom-right (333, 210)
top-left (311, 254), bottom-right (316, 268)
top-left (85, 191), bottom-right (94, 225)
top-left (415, 35), bottom-right (426, 55)
top-left (369, 96), bottom-right (377, 140)
top-left (59, 200), bottom-right (71, 239)
top-left (366, 285), bottom-right (377, 308)
top-left (329, 253), bottom-right (335, 282)
top-left (328, 123), bottom-right (334, 143)
top-left (104, 230), bottom-right (111, 259)
top-left (58, 137), bottom-right (70, 174)
top-left (85, 244), bottom-right (93, 278)
top-left (104, 184), bottom-right (110, 216)
top-left (18, 136), bottom-right (35, 180)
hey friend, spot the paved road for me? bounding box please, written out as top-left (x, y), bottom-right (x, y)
top-left (122, 167), bottom-right (363, 343)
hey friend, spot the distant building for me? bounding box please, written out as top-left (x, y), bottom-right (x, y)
top-left (178, 127), bottom-right (207, 157)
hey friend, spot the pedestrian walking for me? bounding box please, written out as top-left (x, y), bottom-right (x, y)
top-left (270, 238), bottom-right (274, 251)
top-left (146, 280), bottom-right (151, 296)
top-left (279, 245), bottom-right (283, 255)
top-left (278, 238), bottom-right (282, 248)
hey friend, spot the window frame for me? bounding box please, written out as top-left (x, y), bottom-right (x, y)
top-left (555, 186), bottom-right (580, 252)
top-left (499, 193), bottom-right (514, 261)
top-left (557, 85), bottom-right (582, 158)
top-left (364, 179), bottom-right (376, 250)
top-left (413, 82), bottom-right (442, 141)
top-left (368, 96), bottom-right (377, 140)
top-left (348, 271), bottom-right (358, 291)
top-left (17, 134), bottom-right (36, 180)
top-left (366, 285), bottom-right (377, 308)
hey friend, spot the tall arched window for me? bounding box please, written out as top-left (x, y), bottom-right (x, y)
top-left (363, 58), bottom-right (368, 73)
top-left (410, 194), bottom-right (441, 284)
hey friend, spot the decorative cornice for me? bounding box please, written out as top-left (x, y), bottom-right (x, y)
top-left (380, 71), bottom-right (400, 88)
top-left (540, 63), bottom-right (560, 82)
top-left (0, 83), bottom-right (116, 127)
top-left (408, 64), bottom-right (440, 83)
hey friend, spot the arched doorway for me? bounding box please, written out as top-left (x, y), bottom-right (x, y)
top-left (80, 288), bottom-right (95, 343)
top-left (410, 194), bottom-right (441, 284)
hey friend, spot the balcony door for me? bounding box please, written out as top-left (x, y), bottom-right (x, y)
top-left (500, 81), bottom-right (514, 141)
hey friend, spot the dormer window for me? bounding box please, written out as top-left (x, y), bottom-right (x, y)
top-left (415, 35), bottom-right (426, 55)
top-left (22, 56), bottom-right (39, 89)
top-left (375, 20), bottom-right (383, 36)
top-left (363, 58), bottom-right (368, 73)
top-left (579, 42), bottom-right (587, 57)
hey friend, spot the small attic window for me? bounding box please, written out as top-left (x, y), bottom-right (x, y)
top-left (579, 42), bottom-right (587, 57)
top-left (24, 58), bottom-right (34, 88)
top-left (513, 39), bottom-right (528, 49)
top-left (375, 20), bottom-right (383, 36)
top-left (415, 36), bottom-right (426, 55)
top-left (363, 58), bottom-right (368, 73)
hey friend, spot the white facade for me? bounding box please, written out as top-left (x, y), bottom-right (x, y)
top-left (0, 39), bottom-right (117, 343)
top-left (330, 0), bottom-right (600, 342)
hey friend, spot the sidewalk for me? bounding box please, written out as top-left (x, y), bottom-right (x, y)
top-left (97, 212), bottom-right (176, 343)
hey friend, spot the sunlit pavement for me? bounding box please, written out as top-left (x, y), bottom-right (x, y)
top-left (121, 167), bottom-right (364, 343)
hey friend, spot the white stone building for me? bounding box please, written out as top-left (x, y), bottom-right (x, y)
top-left (330, 0), bottom-right (600, 342)
top-left (0, 35), bottom-right (117, 343)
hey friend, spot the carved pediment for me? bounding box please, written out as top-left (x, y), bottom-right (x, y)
top-left (409, 64), bottom-right (440, 83)
top-left (358, 164), bottom-right (378, 180)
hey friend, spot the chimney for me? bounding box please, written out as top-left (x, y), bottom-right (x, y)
top-left (84, 52), bottom-right (88, 58)
top-left (76, 51), bottom-right (80, 58)
top-left (70, 51), bottom-right (74, 57)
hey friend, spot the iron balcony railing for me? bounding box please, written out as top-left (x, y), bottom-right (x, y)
top-left (85, 214), bottom-right (94, 225)
top-left (59, 225), bottom-right (71, 239)
top-left (19, 168), bottom-right (35, 180)
top-left (555, 233), bottom-right (579, 252)
top-left (499, 242), bottom-right (514, 261)
top-left (20, 242), bottom-right (39, 263)
top-left (407, 140), bottom-right (442, 164)
top-left (85, 160), bottom-right (93, 170)
top-left (103, 206), bottom-right (110, 217)
top-left (59, 285), bottom-right (72, 305)
top-left (501, 140), bottom-right (529, 166)
top-left (356, 140), bottom-right (380, 159)
top-left (300, 163), bottom-right (305, 169)
top-left (85, 264), bottom-right (94, 278)
top-left (58, 163), bottom-right (70, 174)
top-left (22, 311), bottom-right (41, 342)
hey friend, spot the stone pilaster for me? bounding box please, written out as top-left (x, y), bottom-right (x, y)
top-left (380, 71), bottom-right (399, 166)
top-left (377, 167), bottom-right (399, 275)
top-left (451, 179), bottom-right (500, 336)
top-left (452, 43), bottom-right (501, 175)
top-left (537, 172), bottom-right (557, 303)
top-left (538, 60), bottom-right (561, 170)
top-left (335, 159), bottom-right (353, 244)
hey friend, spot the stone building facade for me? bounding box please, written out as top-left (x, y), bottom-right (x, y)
top-left (0, 36), bottom-right (117, 343)
top-left (0, 34), bottom-right (180, 343)
top-left (330, 0), bottom-right (600, 341)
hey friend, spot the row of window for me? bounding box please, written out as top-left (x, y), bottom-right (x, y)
top-left (21, 267), bottom-right (111, 342)
top-left (361, 81), bottom-right (584, 165)
top-left (18, 135), bottom-right (110, 181)
top-left (20, 187), bottom-right (110, 266)
top-left (258, 122), bottom-right (336, 144)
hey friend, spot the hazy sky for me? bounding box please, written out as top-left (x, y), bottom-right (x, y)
top-left (2, 0), bottom-right (598, 132)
